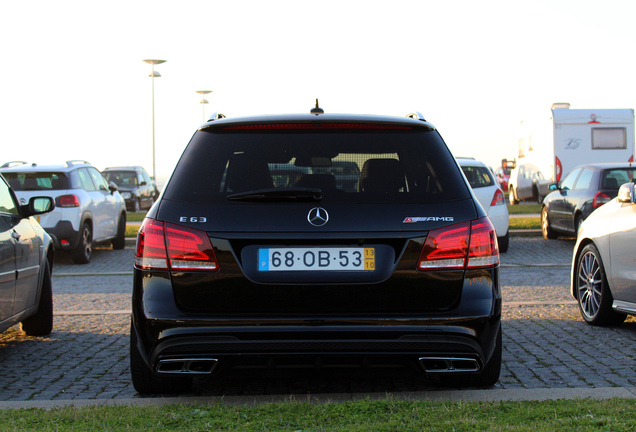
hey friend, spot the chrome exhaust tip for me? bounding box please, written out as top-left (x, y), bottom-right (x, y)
top-left (418, 357), bottom-right (480, 373)
top-left (157, 358), bottom-right (218, 375)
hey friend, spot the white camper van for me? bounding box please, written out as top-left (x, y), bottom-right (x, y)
top-left (517, 103), bottom-right (635, 183)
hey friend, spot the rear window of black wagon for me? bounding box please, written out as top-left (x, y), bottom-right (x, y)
top-left (163, 128), bottom-right (470, 205)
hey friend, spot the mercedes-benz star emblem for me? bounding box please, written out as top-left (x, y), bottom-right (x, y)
top-left (307, 207), bottom-right (329, 227)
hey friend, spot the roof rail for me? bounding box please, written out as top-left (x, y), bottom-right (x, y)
top-left (406, 112), bottom-right (426, 121)
top-left (207, 112), bottom-right (226, 121)
top-left (66, 160), bottom-right (91, 167)
top-left (0, 161), bottom-right (28, 168)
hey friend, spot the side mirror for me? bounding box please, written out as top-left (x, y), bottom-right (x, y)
top-left (21, 196), bottom-right (55, 218)
top-left (108, 181), bottom-right (119, 193)
top-left (140, 181), bottom-right (147, 186)
top-left (617, 182), bottom-right (636, 204)
top-left (549, 183), bottom-right (558, 191)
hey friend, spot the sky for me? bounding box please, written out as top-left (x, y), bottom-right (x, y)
top-left (2, 0), bottom-right (636, 184)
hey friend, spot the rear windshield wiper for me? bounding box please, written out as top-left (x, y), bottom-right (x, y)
top-left (227, 187), bottom-right (322, 202)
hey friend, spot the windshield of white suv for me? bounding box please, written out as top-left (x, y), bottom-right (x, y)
top-left (2, 172), bottom-right (70, 191)
top-left (164, 128), bottom-right (470, 204)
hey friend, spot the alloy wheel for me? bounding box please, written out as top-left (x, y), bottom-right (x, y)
top-left (577, 250), bottom-right (602, 320)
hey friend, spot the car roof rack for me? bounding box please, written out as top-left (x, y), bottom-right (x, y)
top-left (66, 160), bottom-right (91, 167)
top-left (207, 112), bottom-right (227, 121)
top-left (405, 112), bottom-right (426, 121)
top-left (0, 161), bottom-right (29, 168)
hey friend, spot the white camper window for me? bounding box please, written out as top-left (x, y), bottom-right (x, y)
top-left (592, 128), bottom-right (626, 150)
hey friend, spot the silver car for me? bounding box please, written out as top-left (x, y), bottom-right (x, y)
top-left (571, 181), bottom-right (636, 325)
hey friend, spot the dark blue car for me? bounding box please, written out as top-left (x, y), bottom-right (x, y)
top-left (541, 163), bottom-right (636, 239)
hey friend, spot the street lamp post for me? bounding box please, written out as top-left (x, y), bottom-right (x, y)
top-left (143, 59), bottom-right (166, 182)
top-left (195, 90), bottom-right (212, 122)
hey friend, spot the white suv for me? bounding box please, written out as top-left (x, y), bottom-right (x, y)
top-left (457, 158), bottom-right (510, 252)
top-left (0, 160), bottom-right (127, 264)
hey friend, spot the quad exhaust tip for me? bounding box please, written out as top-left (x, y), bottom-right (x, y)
top-left (157, 358), bottom-right (218, 375)
top-left (418, 357), bottom-right (480, 373)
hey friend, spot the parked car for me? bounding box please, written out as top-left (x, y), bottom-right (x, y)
top-left (495, 167), bottom-right (510, 191)
top-left (102, 166), bottom-right (157, 212)
top-left (458, 158), bottom-right (510, 252)
top-left (130, 109), bottom-right (502, 394)
top-left (571, 181), bottom-right (636, 326)
top-left (495, 159), bottom-right (515, 191)
top-left (508, 163), bottom-right (552, 205)
top-left (0, 173), bottom-right (55, 336)
top-left (0, 160), bottom-right (127, 264)
top-left (541, 163), bottom-right (636, 240)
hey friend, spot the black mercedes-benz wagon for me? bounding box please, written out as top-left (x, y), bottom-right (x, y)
top-left (131, 109), bottom-right (502, 394)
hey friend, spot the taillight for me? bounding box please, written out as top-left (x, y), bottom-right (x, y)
top-left (57, 194), bottom-right (80, 207)
top-left (490, 188), bottom-right (505, 206)
top-left (135, 219), bottom-right (219, 271)
top-left (592, 192), bottom-right (611, 208)
top-left (417, 217), bottom-right (499, 271)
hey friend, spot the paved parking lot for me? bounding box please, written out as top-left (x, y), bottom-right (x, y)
top-left (1, 237), bottom-right (636, 404)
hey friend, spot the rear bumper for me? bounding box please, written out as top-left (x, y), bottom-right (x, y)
top-left (45, 220), bottom-right (80, 250)
top-left (132, 267), bottom-right (501, 377)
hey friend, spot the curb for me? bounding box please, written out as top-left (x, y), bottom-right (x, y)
top-left (1, 387), bottom-right (635, 410)
top-left (510, 229), bottom-right (542, 237)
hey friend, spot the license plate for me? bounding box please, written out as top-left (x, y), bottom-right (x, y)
top-left (258, 247), bottom-right (375, 271)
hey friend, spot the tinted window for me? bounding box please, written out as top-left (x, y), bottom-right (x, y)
top-left (601, 168), bottom-right (636, 190)
top-left (461, 166), bottom-right (495, 188)
top-left (165, 129), bottom-right (469, 204)
top-left (573, 168), bottom-right (594, 190)
top-left (2, 172), bottom-right (69, 191)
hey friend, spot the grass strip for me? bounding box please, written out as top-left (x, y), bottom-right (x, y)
top-left (509, 216), bottom-right (540, 230)
top-left (1, 399), bottom-right (634, 431)
top-left (507, 204), bottom-right (541, 215)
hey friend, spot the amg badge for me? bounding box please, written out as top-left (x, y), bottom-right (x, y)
top-left (403, 217), bottom-right (454, 223)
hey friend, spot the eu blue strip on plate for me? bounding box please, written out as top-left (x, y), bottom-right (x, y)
top-left (259, 249), bottom-right (269, 271)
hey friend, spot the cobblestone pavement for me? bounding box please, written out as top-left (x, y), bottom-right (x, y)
top-left (1, 237), bottom-right (635, 402)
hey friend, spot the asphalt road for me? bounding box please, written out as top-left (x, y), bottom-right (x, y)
top-left (1, 236), bottom-right (636, 408)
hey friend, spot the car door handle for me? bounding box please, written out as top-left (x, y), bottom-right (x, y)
top-left (12, 231), bottom-right (20, 241)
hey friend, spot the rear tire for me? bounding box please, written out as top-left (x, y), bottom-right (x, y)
top-left (71, 223), bottom-right (92, 264)
top-left (541, 206), bottom-right (557, 240)
top-left (21, 261), bottom-right (53, 336)
top-left (130, 322), bottom-right (193, 394)
top-left (497, 231), bottom-right (509, 253)
top-left (575, 215), bottom-right (584, 237)
top-left (509, 187), bottom-right (519, 205)
top-left (112, 213), bottom-right (126, 250)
